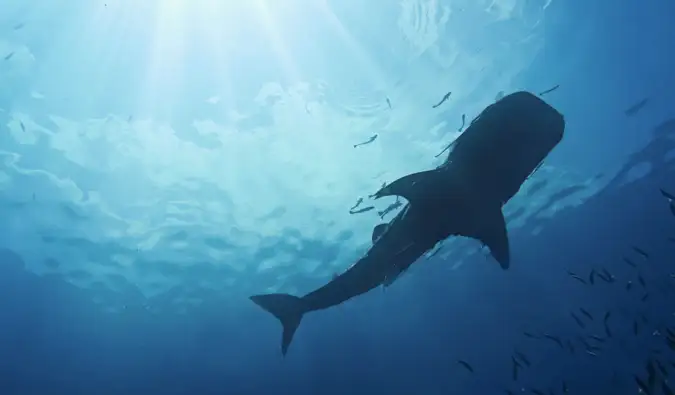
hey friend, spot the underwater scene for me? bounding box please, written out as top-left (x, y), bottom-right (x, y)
top-left (2, 0), bottom-right (675, 394)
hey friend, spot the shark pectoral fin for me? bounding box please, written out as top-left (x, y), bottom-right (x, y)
top-left (373, 170), bottom-right (439, 201)
top-left (476, 207), bottom-right (510, 269)
top-left (372, 223), bottom-right (389, 243)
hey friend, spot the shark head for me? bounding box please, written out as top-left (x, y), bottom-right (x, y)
top-left (369, 91), bottom-right (562, 270)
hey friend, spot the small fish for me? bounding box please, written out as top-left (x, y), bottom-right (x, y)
top-left (543, 334), bottom-right (563, 348)
top-left (624, 98), bottom-right (649, 116)
top-left (349, 206), bottom-right (374, 214)
top-left (426, 244), bottom-right (443, 259)
top-left (585, 343), bottom-right (602, 352)
top-left (350, 197), bottom-right (363, 210)
top-left (531, 389), bottom-right (546, 395)
top-left (570, 312), bottom-right (585, 328)
top-left (523, 332), bottom-right (538, 339)
top-left (13, 22), bottom-right (24, 30)
top-left (458, 360), bottom-right (474, 373)
top-left (432, 91), bottom-right (452, 108)
top-left (538, 85), bottom-right (560, 96)
top-left (633, 247), bottom-right (649, 259)
top-left (597, 269), bottom-right (614, 282)
top-left (603, 311), bottom-right (611, 323)
top-left (589, 334), bottom-right (605, 343)
top-left (626, 281), bottom-right (633, 291)
top-left (635, 375), bottom-right (654, 395)
top-left (386, 97), bottom-right (392, 109)
top-left (458, 114), bottom-right (466, 132)
top-left (3, 52), bottom-right (14, 61)
top-left (511, 356), bottom-right (520, 381)
top-left (666, 337), bottom-right (675, 351)
top-left (570, 274), bottom-right (587, 284)
top-left (514, 350), bottom-right (531, 367)
top-left (661, 188), bottom-right (675, 201)
top-left (565, 339), bottom-right (575, 354)
top-left (19, 122), bottom-right (25, 132)
top-left (562, 381), bottom-right (568, 393)
top-left (624, 257), bottom-right (636, 267)
top-left (655, 359), bottom-right (668, 377)
top-left (596, 272), bottom-right (611, 283)
top-left (368, 181), bottom-right (388, 199)
top-left (434, 141), bottom-right (454, 158)
top-left (634, 320), bottom-right (640, 335)
top-left (604, 323), bottom-right (612, 338)
top-left (588, 270), bottom-right (596, 284)
top-left (585, 350), bottom-right (598, 357)
top-left (602, 313), bottom-right (612, 336)
top-left (353, 134), bottom-right (378, 148)
top-left (579, 308), bottom-right (593, 321)
top-left (638, 275), bottom-right (647, 288)
top-left (647, 360), bottom-right (657, 391)
top-left (577, 336), bottom-right (592, 349)
top-left (642, 292), bottom-right (649, 302)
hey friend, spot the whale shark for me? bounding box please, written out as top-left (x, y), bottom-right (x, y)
top-left (250, 91), bottom-right (565, 355)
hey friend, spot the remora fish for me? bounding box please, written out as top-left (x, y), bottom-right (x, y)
top-left (633, 246), bottom-right (649, 259)
top-left (458, 360), bottom-right (474, 372)
top-left (570, 312), bottom-right (585, 328)
top-left (250, 92), bottom-right (565, 355)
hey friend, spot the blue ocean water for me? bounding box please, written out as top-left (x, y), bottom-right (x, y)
top-left (1, 0), bottom-right (675, 393)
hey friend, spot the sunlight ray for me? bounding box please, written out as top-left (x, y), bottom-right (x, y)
top-left (140, 0), bottom-right (187, 112)
top-left (311, 0), bottom-right (388, 90)
top-left (192, 2), bottom-right (235, 110)
top-left (251, 0), bottom-right (301, 84)
top-left (76, 4), bottom-right (146, 103)
top-left (33, 3), bottom-right (140, 104)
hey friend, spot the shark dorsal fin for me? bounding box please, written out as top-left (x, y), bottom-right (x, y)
top-left (476, 206), bottom-right (510, 269)
top-left (373, 170), bottom-right (440, 202)
top-left (372, 223), bottom-right (388, 243)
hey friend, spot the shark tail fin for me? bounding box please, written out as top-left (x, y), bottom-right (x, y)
top-left (250, 293), bottom-right (305, 356)
top-left (476, 207), bottom-right (510, 269)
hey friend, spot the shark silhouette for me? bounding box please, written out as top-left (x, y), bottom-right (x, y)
top-left (250, 91), bottom-right (565, 355)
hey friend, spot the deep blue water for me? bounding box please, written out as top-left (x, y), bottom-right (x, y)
top-left (2, 0), bottom-right (675, 394)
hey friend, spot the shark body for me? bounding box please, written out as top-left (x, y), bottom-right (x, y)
top-left (250, 91), bottom-right (565, 355)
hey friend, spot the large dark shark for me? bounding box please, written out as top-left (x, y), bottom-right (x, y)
top-left (250, 91), bottom-right (565, 355)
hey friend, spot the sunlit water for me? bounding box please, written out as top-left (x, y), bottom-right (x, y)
top-left (0, 0), bottom-right (625, 313)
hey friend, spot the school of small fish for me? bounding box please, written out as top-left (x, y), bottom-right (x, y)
top-left (450, 186), bottom-right (675, 394)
